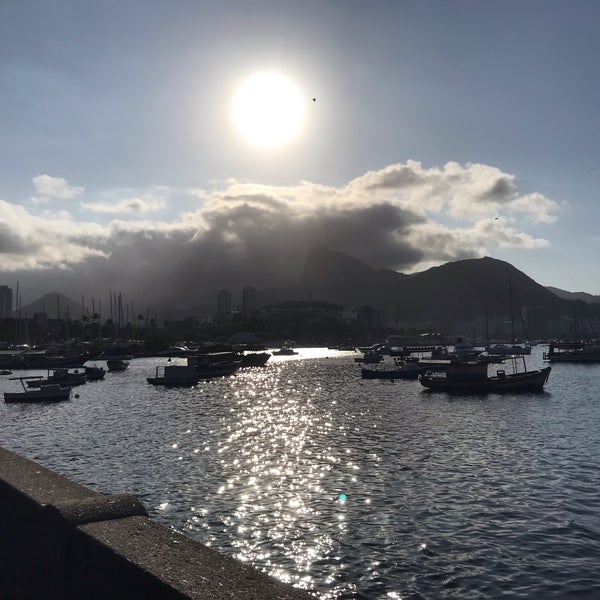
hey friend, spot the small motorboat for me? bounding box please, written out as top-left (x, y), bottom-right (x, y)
top-left (272, 341), bottom-right (298, 356)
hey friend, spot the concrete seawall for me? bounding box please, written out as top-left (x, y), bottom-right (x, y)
top-left (0, 447), bottom-right (313, 599)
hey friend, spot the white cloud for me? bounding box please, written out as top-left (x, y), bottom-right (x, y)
top-left (81, 195), bottom-right (165, 214)
top-left (31, 174), bottom-right (84, 204)
top-left (0, 199), bottom-right (106, 271)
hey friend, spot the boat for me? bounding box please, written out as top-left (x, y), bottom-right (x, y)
top-left (187, 353), bottom-right (242, 378)
top-left (84, 365), bottom-right (106, 380)
top-left (26, 368), bottom-right (87, 388)
top-left (418, 356), bottom-right (551, 393)
top-left (0, 349), bottom-right (90, 370)
top-left (147, 365), bottom-right (200, 386)
top-left (361, 358), bottom-right (422, 380)
top-left (448, 338), bottom-right (482, 361)
top-left (486, 343), bottom-right (532, 356)
top-left (272, 341), bottom-right (298, 356)
top-left (99, 345), bottom-right (134, 371)
top-left (5, 377), bottom-right (72, 403)
top-left (158, 345), bottom-right (199, 358)
top-left (106, 358), bottom-right (130, 372)
top-left (354, 351), bottom-right (384, 364)
top-left (22, 351), bottom-right (92, 369)
top-left (239, 352), bottom-right (271, 368)
top-left (485, 278), bottom-right (532, 357)
top-left (542, 341), bottom-right (600, 363)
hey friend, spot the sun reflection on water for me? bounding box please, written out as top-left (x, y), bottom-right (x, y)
top-left (198, 363), bottom-right (352, 592)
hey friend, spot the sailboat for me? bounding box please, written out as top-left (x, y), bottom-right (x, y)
top-left (486, 277), bottom-right (532, 356)
top-left (419, 278), bottom-right (551, 392)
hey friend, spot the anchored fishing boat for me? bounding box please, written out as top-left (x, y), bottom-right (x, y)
top-left (418, 355), bottom-right (551, 393)
top-left (5, 377), bottom-right (72, 403)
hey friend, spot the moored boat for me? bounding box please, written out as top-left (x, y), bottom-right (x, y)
top-left (272, 341), bottom-right (298, 356)
top-left (542, 341), bottom-right (600, 363)
top-left (84, 365), bottom-right (106, 380)
top-left (147, 365), bottom-right (200, 386)
top-left (361, 359), bottom-right (422, 380)
top-left (239, 352), bottom-right (271, 368)
top-left (106, 358), bottom-right (130, 371)
top-left (26, 367), bottom-right (87, 388)
top-left (486, 343), bottom-right (532, 356)
top-left (419, 356), bottom-right (551, 393)
top-left (187, 353), bottom-right (242, 378)
top-left (5, 377), bottom-right (72, 403)
top-left (354, 352), bottom-right (384, 364)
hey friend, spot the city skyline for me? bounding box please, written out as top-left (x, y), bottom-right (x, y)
top-left (1, 1), bottom-right (599, 302)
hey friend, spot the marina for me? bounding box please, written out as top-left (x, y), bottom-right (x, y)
top-left (1, 346), bottom-right (600, 598)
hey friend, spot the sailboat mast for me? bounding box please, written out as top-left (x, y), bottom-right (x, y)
top-left (509, 277), bottom-right (515, 344)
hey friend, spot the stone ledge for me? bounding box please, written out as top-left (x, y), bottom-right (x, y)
top-left (43, 493), bottom-right (148, 526)
top-left (0, 447), bottom-right (314, 599)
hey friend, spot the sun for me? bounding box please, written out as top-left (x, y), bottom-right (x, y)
top-left (233, 72), bottom-right (305, 148)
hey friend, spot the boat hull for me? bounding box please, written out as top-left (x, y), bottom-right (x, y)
top-left (240, 352), bottom-right (271, 368)
top-left (361, 367), bottom-right (420, 380)
top-left (419, 367), bottom-right (551, 393)
top-left (4, 385), bottom-right (72, 403)
top-left (107, 359), bottom-right (129, 372)
top-left (147, 377), bottom-right (199, 386)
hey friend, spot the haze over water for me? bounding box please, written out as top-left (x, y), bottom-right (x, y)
top-left (2, 348), bottom-right (600, 598)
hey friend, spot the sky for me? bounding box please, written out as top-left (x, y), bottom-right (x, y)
top-left (1, 0), bottom-right (599, 309)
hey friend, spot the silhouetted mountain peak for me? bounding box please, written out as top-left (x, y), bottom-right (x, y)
top-left (19, 292), bottom-right (83, 319)
top-left (299, 249), bottom-right (571, 322)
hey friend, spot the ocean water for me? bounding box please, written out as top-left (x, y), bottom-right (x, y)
top-left (1, 347), bottom-right (600, 599)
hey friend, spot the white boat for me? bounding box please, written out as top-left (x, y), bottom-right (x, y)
top-left (5, 377), bottom-right (72, 403)
top-left (272, 341), bottom-right (298, 356)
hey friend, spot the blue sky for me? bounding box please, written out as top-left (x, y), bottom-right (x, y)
top-left (1, 0), bottom-right (599, 305)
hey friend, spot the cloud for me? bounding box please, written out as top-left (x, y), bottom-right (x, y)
top-left (31, 174), bottom-right (84, 204)
top-left (1, 160), bottom-right (560, 306)
top-left (0, 199), bottom-right (106, 271)
top-left (81, 195), bottom-right (166, 214)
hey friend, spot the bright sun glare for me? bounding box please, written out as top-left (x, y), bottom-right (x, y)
top-left (233, 72), bottom-right (305, 148)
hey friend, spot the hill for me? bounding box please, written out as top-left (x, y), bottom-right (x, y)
top-left (546, 286), bottom-right (600, 304)
top-left (298, 248), bottom-right (574, 322)
top-left (17, 292), bottom-right (84, 319)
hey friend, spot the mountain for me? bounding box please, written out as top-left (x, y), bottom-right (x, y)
top-left (17, 292), bottom-right (85, 319)
top-left (546, 286), bottom-right (600, 304)
top-left (16, 252), bottom-right (599, 328)
top-left (298, 248), bottom-right (575, 322)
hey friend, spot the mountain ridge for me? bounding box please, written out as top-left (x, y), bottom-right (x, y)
top-left (14, 251), bottom-right (599, 326)
top-left (295, 248), bottom-right (583, 324)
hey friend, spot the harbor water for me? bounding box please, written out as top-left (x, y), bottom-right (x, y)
top-left (1, 347), bottom-right (600, 598)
